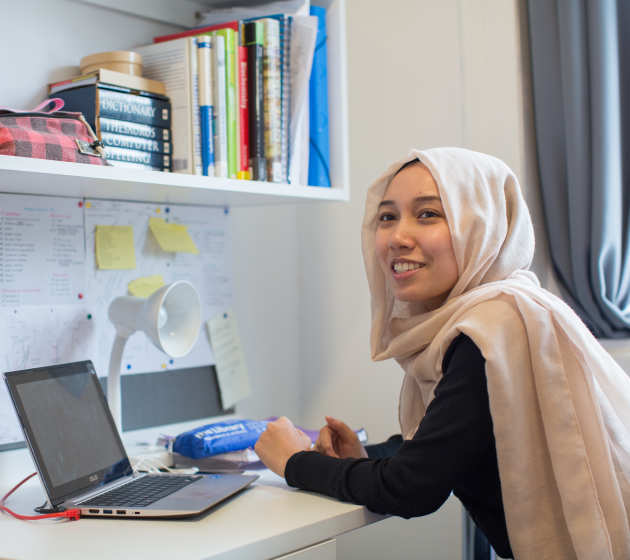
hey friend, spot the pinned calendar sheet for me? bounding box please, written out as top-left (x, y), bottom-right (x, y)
top-left (207, 311), bottom-right (251, 409)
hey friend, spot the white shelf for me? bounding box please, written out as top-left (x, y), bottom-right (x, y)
top-left (0, 156), bottom-right (348, 207)
top-left (2, 0), bottom-right (349, 208)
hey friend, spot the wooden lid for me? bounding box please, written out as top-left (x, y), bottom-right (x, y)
top-left (80, 50), bottom-right (142, 68)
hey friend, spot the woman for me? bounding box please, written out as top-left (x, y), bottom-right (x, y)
top-left (255, 147), bottom-right (630, 559)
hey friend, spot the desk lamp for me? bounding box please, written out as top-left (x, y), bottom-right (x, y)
top-left (107, 280), bottom-right (201, 432)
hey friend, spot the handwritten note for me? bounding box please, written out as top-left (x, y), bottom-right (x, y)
top-left (149, 217), bottom-right (199, 254)
top-left (128, 274), bottom-right (165, 297)
top-left (95, 225), bottom-right (136, 269)
top-left (0, 195), bottom-right (85, 306)
top-left (207, 311), bottom-right (251, 409)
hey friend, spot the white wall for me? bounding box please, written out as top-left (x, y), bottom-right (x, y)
top-left (297, 1), bottom-right (542, 557)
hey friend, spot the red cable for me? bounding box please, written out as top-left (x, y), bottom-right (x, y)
top-left (0, 472), bottom-right (80, 521)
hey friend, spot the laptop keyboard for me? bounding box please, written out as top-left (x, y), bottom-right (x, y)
top-left (80, 474), bottom-right (200, 508)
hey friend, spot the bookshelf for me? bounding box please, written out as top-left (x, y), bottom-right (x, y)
top-left (0, 0), bottom-right (349, 207)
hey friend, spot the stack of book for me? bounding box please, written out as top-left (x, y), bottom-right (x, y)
top-left (134, 13), bottom-right (293, 183)
top-left (48, 68), bottom-right (173, 172)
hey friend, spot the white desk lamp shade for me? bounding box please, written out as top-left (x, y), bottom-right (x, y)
top-left (107, 281), bottom-right (201, 431)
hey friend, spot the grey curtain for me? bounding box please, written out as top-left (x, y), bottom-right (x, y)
top-left (527, 0), bottom-right (630, 337)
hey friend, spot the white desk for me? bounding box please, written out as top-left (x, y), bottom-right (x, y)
top-left (0, 419), bottom-right (384, 560)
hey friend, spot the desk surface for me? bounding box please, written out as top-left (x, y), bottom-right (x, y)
top-left (0, 419), bottom-right (383, 560)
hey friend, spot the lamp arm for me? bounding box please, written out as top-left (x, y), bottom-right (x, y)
top-left (107, 335), bottom-right (128, 433)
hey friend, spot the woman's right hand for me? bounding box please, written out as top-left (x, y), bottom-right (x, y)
top-left (314, 416), bottom-right (368, 459)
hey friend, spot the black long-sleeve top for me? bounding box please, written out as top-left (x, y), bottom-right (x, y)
top-left (285, 333), bottom-right (513, 558)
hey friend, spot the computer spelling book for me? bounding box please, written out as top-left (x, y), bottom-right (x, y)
top-left (4, 360), bottom-right (257, 518)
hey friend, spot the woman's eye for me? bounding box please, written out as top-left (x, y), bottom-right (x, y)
top-left (418, 210), bottom-right (439, 219)
top-left (378, 213), bottom-right (396, 222)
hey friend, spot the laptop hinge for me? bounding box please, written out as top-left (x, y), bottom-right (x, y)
top-left (35, 498), bottom-right (66, 514)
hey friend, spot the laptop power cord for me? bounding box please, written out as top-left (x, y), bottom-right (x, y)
top-left (0, 472), bottom-right (81, 521)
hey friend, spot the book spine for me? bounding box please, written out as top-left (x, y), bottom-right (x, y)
top-left (134, 40), bottom-right (193, 173)
top-left (106, 160), bottom-right (167, 172)
top-left (197, 35), bottom-right (215, 177)
top-left (243, 21), bottom-right (266, 181)
top-left (219, 28), bottom-right (238, 179)
top-left (280, 16), bottom-right (291, 183)
top-left (190, 38), bottom-right (202, 175)
top-left (262, 18), bottom-right (283, 182)
top-left (98, 87), bottom-right (171, 128)
top-left (104, 145), bottom-right (171, 170)
top-left (238, 44), bottom-right (250, 179)
top-left (212, 33), bottom-right (228, 178)
top-left (308, 6), bottom-right (331, 187)
top-left (99, 117), bottom-right (170, 142)
top-left (100, 131), bottom-right (171, 154)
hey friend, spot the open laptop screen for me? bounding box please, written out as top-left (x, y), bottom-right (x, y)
top-left (5, 361), bottom-right (132, 506)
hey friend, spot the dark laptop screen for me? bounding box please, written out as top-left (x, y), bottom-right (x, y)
top-left (5, 361), bottom-right (131, 505)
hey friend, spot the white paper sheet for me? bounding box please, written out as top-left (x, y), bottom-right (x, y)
top-left (198, 0), bottom-right (310, 26)
top-left (0, 194), bottom-right (86, 307)
top-left (0, 304), bottom-right (96, 446)
top-left (207, 311), bottom-right (251, 409)
top-left (289, 15), bottom-right (318, 185)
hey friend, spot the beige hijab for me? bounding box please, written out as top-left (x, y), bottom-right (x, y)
top-left (362, 147), bottom-right (630, 559)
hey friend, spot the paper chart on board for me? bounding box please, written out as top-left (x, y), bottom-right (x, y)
top-left (0, 194), bottom-right (86, 307)
top-left (0, 194), bottom-right (89, 446)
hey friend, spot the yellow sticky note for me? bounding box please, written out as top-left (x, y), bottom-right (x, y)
top-left (95, 225), bottom-right (136, 270)
top-left (127, 274), bottom-right (165, 298)
top-left (149, 217), bottom-right (199, 254)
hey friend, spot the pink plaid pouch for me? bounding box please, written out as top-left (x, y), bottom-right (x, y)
top-left (0, 98), bottom-right (107, 164)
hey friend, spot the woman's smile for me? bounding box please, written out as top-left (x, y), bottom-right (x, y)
top-left (375, 161), bottom-right (458, 308)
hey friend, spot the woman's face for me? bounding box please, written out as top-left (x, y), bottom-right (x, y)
top-left (375, 163), bottom-right (458, 309)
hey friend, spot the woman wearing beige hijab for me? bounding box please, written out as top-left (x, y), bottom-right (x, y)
top-left (255, 147), bottom-right (630, 559)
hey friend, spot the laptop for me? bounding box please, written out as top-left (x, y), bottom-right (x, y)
top-left (4, 360), bottom-right (258, 518)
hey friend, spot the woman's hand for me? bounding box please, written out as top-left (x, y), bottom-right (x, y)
top-left (254, 416), bottom-right (312, 477)
top-left (314, 416), bottom-right (368, 459)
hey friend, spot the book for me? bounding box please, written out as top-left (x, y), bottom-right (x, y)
top-left (237, 43), bottom-right (250, 179)
top-left (244, 13), bottom-right (292, 182)
top-left (51, 83), bottom-right (171, 130)
top-left (197, 35), bottom-right (215, 176)
top-left (216, 27), bottom-right (239, 179)
top-left (104, 145), bottom-right (171, 170)
top-left (153, 20), bottom-right (239, 43)
top-left (190, 37), bottom-right (202, 175)
top-left (98, 117), bottom-right (170, 141)
top-left (261, 18), bottom-right (283, 182)
top-left (100, 131), bottom-right (171, 154)
top-left (308, 5), bottom-right (331, 187)
top-left (134, 39), bottom-right (196, 173)
top-left (243, 20), bottom-right (266, 181)
top-left (278, 15), bottom-right (292, 183)
top-left (48, 67), bottom-right (166, 96)
top-left (212, 32), bottom-right (229, 178)
top-left (106, 160), bottom-right (165, 172)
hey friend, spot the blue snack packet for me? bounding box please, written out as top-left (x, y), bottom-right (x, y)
top-left (173, 419), bottom-right (269, 459)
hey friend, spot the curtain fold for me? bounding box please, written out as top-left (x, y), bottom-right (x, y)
top-left (527, 0), bottom-right (630, 337)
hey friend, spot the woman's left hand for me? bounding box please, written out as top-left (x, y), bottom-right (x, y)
top-left (255, 416), bottom-right (313, 477)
